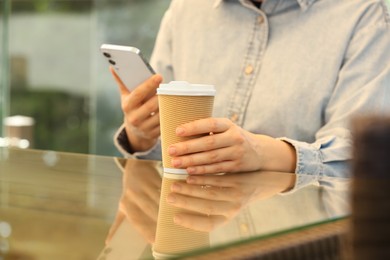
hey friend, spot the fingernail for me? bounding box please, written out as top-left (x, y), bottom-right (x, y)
top-left (168, 146), bottom-right (176, 155)
top-left (187, 176), bottom-right (196, 184)
top-left (176, 127), bottom-right (184, 135)
top-left (174, 215), bottom-right (182, 224)
top-left (171, 183), bottom-right (181, 192)
top-left (172, 158), bottom-right (181, 167)
top-left (187, 167), bottom-right (196, 174)
top-left (167, 194), bottom-right (176, 204)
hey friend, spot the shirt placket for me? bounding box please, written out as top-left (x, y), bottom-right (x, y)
top-left (227, 8), bottom-right (268, 127)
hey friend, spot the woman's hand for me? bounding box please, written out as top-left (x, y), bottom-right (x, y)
top-left (167, 118), bottom-right (296, 175)
top-left (166, 171), bottom-right (296, 232)
top-left (111, 67), bottom-right (163, 152)
top-left (106, 159), bottom-right (162, 244)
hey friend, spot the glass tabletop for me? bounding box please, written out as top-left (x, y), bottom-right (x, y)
top-left (0, 148), bottom-right (350, 259)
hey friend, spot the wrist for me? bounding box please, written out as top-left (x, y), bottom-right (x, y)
top-left (125, 126), bottom-right (157, 152)
top-left (258, 135), bottom-right (297, 173)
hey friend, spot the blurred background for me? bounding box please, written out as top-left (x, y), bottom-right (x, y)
top-left (2, 0), bottom-right (389, 157)
top-left (0, 0), bottom-right (171, 156)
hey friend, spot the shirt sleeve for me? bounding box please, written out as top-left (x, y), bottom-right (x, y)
top-left (281, 7), bottom-right (390, 193)
top-left (113, 4), bottom-right (175, 160)
top-left (113, 124), bottom-right (162, 160)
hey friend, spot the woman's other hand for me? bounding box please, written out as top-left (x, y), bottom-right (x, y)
top-left (167, 118), bottom-right (296, 174)
top-left (111, 67), bottom-right (163, 152)
top-left (166, 171), bottom-right (295, 232)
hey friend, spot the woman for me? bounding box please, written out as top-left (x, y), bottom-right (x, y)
top-left (111, 0), bottom-right (390, 229)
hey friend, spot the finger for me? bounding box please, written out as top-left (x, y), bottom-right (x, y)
top-left (131, 95), bottom-right (160, 126)
top-left (127, 163), bottom-right (162, 203)
top-left (130, 110), bottom-right (159, 132)
top-left (121, 75), bottom-right (162, 113)
top-left (146, 124), bottom-right (161, 140)
top-left (125, 189), bottom-right (159, 221)
top-left (110, 66), bottom-right (129, 96)
top-left (170, 181), bottom-right (237, 201)
top-left (176, 118), bottom-right (231, 137)
top-left (166, 192), bottom-right (240, 218)
top-left (124, 95), bottom-right (159, 127)
top-left (127, 116), bottom-right (160, 140)
top-left (105, 210), bottom-right (125, 244)
top-left (170, 146), bottom-right (237, 168)
top-left (122, 201), bottom-right (157, 243)
top-left (174, 213), bottom-right (227, 232)
top-left (168, 133), bottom-right (231, 157)
top-left (186, 174), bottom-right (240, 189)
top-left (186, 160), bottom-right (241, 175)
top-left (130, 74), bottom-right (162, 104)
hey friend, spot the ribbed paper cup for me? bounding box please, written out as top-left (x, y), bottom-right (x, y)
top-left (157, 81), bottom-right (215, 173)
top-left (153, 81), bottom-right (215, 258)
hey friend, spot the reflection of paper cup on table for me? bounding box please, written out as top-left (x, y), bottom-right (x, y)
top-left (153, 81), bottom-right (215, 258)
top-left (153, 175), bottom-right (210, 259)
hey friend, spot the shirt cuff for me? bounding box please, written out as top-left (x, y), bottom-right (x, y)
top-left (277, 137), bottom-right (323, 194)
top-left (113, 124), bottom-right (160, 159)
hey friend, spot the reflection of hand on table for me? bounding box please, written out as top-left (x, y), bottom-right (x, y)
top-left (111, 67), bottom-right (163, 152)
top-left (167, 118), bottom-right (296, 174)
top-left (166, 171), bottom-right (295, 232)
top-left (106, 159), bottom-right (162, 244)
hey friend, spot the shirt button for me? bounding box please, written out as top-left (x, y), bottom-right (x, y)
top-left (245, 65), bottom-right (254, 75)
top-left (230, 113), bottom-right (239, 123)
top-left (257, 15), bottom-right (264, 24)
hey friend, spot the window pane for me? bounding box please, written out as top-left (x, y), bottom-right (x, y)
top-left (4, 0), bottom-right (170, 155)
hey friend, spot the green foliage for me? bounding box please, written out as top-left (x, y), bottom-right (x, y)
top-left (10, 88), bottom-right (90, 153)
top-left (11, 0), bottom-right (92, 13)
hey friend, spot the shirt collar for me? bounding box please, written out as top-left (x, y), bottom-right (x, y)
top-left (213, 0), bottom-right (317, 10)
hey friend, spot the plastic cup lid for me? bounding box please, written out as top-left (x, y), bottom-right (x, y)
top-left (157, 81), bottom-right (216, 96)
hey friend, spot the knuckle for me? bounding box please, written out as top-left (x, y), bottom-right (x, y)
top-left (144, 102), bottom-right (155, 113)
top-left (205, 219), bottom-right (217, 231)
top-left (233, 133), bottom-right (245, 144)
top-left (209, 151), bottom-right (220, 162)
top-left (185, 155), bottom-right (195, 166)
top-left (214, 164), bottom-right (226, 173)
top-left (229, 202), bottom-right (243, 217)
top-left (231, 159), bottom-right (241, 170)
top-left (209, 118), bottom-right (219, 131)
top-left (127, 116), bottom-right (140, 126)
top-left (186, 186), bottom-right (196, 197)
top-left (205, 136), bottom-right (216, 148)
top-left (231, 161), bottom-right (242, 172)
top-left (131, 90), bottom-right (144, 101)
top-left (181, 143), bottom-right (190, 154)
top-left (196, 166), bottom-right (206, 174)
top-left (206, 205), bottom-right (215, 216)
top-left (206, 189), bottom-right (219, 198)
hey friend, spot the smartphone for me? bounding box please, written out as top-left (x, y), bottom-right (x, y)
top-left (100, 44), bottom-right (155, 91)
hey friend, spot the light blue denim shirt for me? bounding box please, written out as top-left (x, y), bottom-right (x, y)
top-left (115, 0), bottom-right (390, 192)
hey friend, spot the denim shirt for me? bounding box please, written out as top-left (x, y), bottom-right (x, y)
top-left (115, 0), bottom-right (390, 192)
